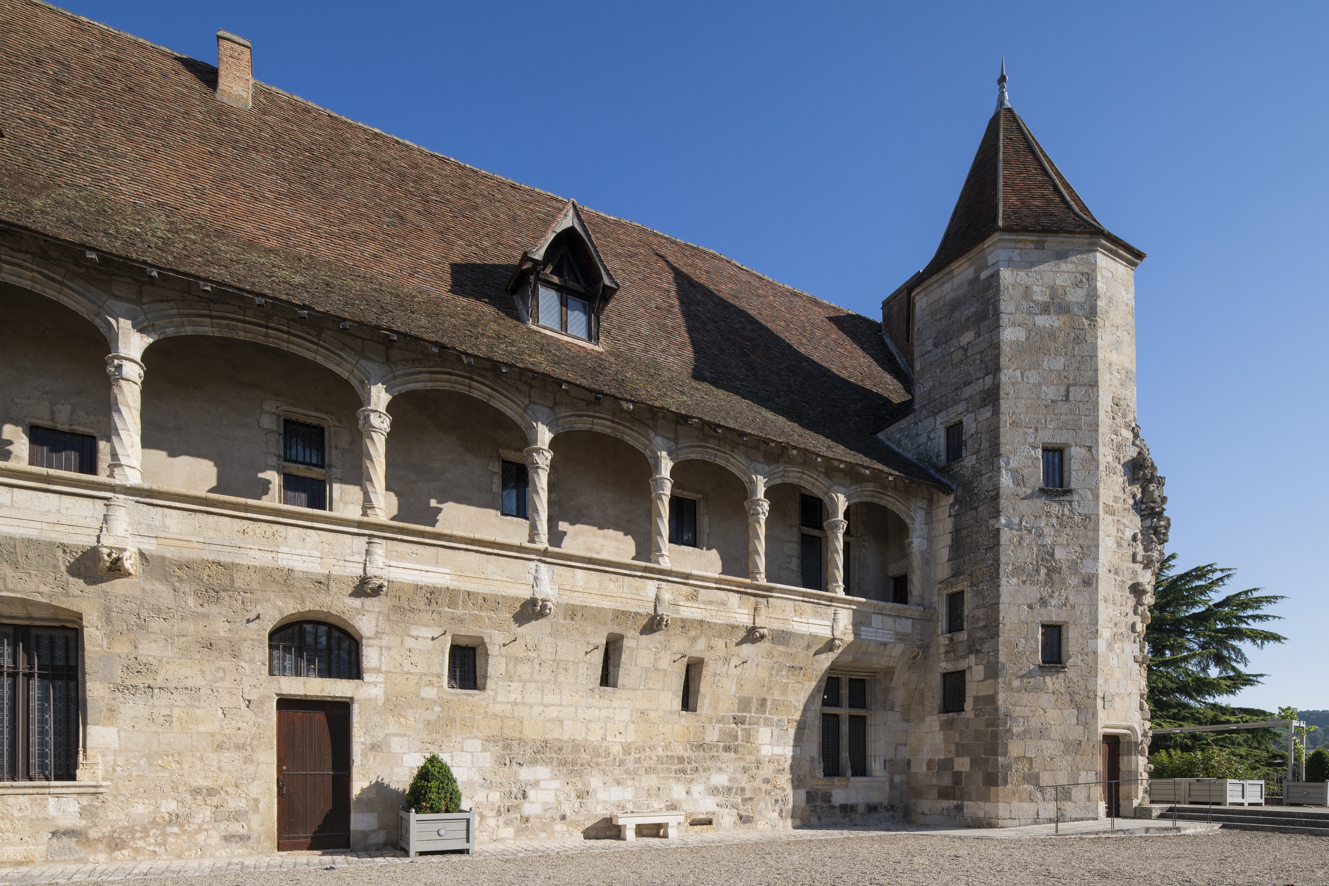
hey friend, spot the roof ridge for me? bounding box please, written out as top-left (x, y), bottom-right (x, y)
top-left (1006, 110), bottom-right (1104, 234)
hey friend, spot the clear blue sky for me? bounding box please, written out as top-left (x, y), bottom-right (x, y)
top-left (57, 1), bottom-right (1328, 713)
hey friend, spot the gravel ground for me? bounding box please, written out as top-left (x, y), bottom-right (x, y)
top-left (92, 831), bottom-right (1326, 886)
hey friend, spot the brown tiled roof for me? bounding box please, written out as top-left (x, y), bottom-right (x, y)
top-left (919, 107), bottom-right (1144, 282)
top-left (0, 0), bottom-right (947, 485)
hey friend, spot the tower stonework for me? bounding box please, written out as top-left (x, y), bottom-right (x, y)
top-left (881, 87), bottom-right (1152, 825)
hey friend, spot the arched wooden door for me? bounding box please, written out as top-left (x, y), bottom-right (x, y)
top-left (1101, 734), bottom-right (1122, 817)
top-left (276, 699), bottom-right (351, 851)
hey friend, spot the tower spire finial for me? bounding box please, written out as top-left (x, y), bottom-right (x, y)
top-left (996, 56), bottom-right (1011, 111)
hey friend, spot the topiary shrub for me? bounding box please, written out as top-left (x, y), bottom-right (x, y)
top-left (405, 754), bottom-right (462, 814)
top-left (1308, 748), bottom-right (1329, 783)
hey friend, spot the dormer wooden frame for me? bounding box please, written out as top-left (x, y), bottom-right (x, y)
top-left (508, 201), bottom-right (619, 344)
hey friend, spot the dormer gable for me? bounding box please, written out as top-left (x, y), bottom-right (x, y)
top-left (508, 201), bottom-right (619, 344)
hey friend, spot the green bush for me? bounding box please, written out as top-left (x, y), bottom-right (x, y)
top-left (1150, 746), bottom-right (1262, 780)
top-left (1308, 748), bottom-right (1329, 783)
top-left (405, 754), bottom-right (462, 814)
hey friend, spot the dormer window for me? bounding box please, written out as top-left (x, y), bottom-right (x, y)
top-left (509, 201), bottom-right (619, 345)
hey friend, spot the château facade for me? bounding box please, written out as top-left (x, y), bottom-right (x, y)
top-left (0, 1), bottom-right (1165, 864)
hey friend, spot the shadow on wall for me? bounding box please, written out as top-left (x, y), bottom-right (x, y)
top-left (664, 257), bottom-right (909, 457)
top-left (356, 777), bottom-right (405, 846)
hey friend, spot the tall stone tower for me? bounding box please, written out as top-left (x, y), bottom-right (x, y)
top-left (882, 64), bottom-right (1158, 825)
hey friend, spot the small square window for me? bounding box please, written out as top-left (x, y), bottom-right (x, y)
top-left (681, 660), bottom-right (703, 712)
top-left (945, 422), bottom-right (964, 464)
top-left (282, 473), bottom-right (327, 510)
top-left (1042, 448), bottom-right (1065, 489)
top-left (1041, 624), bottom-right (1063, 666)
top-left (501, 460), bottom-right (528, 518)
top-left (28, 426), bottom-right (96, 475)
top-left (891, 574), bottom-right (909, 606)
top-left (946, 591), bottom-right (965, 634)
top-left (448, 645), bottom-right (478, 690)
top-left (669, 496), bottom-right (698, 547)
top-left (283, 419), bottom-right (326, 468)
top-left (941, 670), bottom-right (966, 714)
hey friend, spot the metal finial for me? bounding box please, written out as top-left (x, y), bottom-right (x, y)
top-left (996, 56), bottom-right (1011, 111)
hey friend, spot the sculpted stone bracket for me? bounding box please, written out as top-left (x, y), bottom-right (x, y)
top-left (828, 608), bottom-right (847, 651)
top-left (95, 497), bottom-right (138, 577)
top-left (747, 598), bottom-right (769, 642)
top-left (96, 545), bottom-right (138, 578)
top-left (527, 561), bottom-right (556, 617)
top-left (360, 537), bottom-right (388, 596)
top-left (650, 582), bottom-right (670, 631)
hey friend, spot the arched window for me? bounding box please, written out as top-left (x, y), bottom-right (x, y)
top-left (268, 621), bottom-right (360, 680)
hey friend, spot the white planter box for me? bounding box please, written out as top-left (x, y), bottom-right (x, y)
top-left (398, 808), bottom-right (475, 856)
top-left (1150, 778), bottom-right (1265, 806)
top-left (1283, 781), bottom-right (1329, 806)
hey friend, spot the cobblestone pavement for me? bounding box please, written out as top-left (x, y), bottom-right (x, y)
top-left (0, 823), bottom-right (1316, 886)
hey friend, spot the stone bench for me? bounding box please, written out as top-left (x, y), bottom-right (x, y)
top-left (612, 811), bottom-right (686, 841)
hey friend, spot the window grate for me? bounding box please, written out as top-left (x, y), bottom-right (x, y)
top-left (1041, 624), bottom-right (1063, 665)
top-left (848, 715), bottom-right (868, 777)
top-left (1, 625), bottom-right (79, 781)
top-left (283, 419), bottom-right (326, 468)
top-left (941, 670), bottom-right (966, 714)
top-left (669, 496), bottom-right (697, 547)
top-left (1042, 448), bottom-right (1064, 489)
top-left (800, 534), bottom-right (823, 591)
top-left (822, 676), bottom-right (841, 708)
top-left (821, 712), bottom-right (841, 777)
top-left (946, 591), bottom-right (965, 634)
top-left (501, 460), bottom-right (529, 519)
top-left (28, 426), bottom-right (96, 475)
top-left (268, 622), bottom-right (359, 680)
top-left (799, 494), bottom-right (823, 530)
top-left (282, 473), bottom-right (327, 510)
top-left (847, 678), bottom-right (867, 710)
top-left (448, 645), bottom-right (478, 690)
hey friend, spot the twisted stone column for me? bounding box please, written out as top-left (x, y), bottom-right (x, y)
top-left (744, 497), bottom-right (769, 583)
top-left (524, 445), bottom-right (552, 546)
top-left (650, 475), bottom-right (673, 567)
top-left (357, 407), bottom-right (392, 519)
top-left (824, 517), bottom-right (848, 595)
top-left (105, 353), bottom-right (145, 484)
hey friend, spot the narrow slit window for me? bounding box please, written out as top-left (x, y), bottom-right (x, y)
top-left (945, 422), bottom-right (964, 464)
top-left (848, 715), bottom-right (868, 777)
top-left (448, 645), bottom-right (478, 690)
top-left (681, 660), bottom-right (702, 712)
top-left (1041, 624), bottom-right (1063, 665)
top-left (501, 460), bottom-right (529, 518)
top-left (1042, 448), bottom-right (1065, 489)
top-left (946, 591), bottom-right (965, 634)
top-left (669, 496), bottom-right (698, 547)
top-left (599, 635), bottom-right (621, 688)
top-left (941, 670), bottom-right (966, 714)
top-left (28, 426), bottom-right (96, 475)
top-left (821, 712), bottom-right (841, 777)
top-left (891, 574), bottom-right (909, 605)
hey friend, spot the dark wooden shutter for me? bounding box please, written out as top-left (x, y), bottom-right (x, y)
top-left (821, 713), bottom-right (841, 777)
top-left (1041, 624), bottom-right (1063, 665)
top-left (282, 474), bottom-right (327, 510)
top-left (276, 699), bottom-right (350, 851)
top-left (28, 426), bottom-right (96, 475)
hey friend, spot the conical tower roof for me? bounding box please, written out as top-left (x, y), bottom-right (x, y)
top-left (919, 66), bottom-right (1143, 282)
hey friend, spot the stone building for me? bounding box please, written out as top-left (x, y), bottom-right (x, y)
top-left (0, 1), bottom-right (1164, 864)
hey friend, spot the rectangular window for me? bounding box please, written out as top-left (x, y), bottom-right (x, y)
top-left (28, 426), bottom-right (96, 476)
top-left (448, 645), bottom-right (478, 691)
top-left (537, 285), bottom-right (562, 330)
top-left (681, 660), bottom-right (702, 712)
top-left (501, 460), bottom-right (529, 518)
top-left (283, 419), bottom-right (326, 468)
top-left (599, 635), bottom-right (622, 689)
top-left (1042, 448), bottom-right (1065, 489)
top-left (821, 712), bottom-right (841, 777)
top-left (891, 573), bottom-right (909, 606)
top-left (945, 422), bottom-right (964, 464)
top-left (669, 496), bottom-right (698, 547)
top-left (282, 473), bottom-right (327, 510)
top-left (800, 533), bottom-right (823, 591)
top-left (799, 494), bottom-right (823, 530)
top-left (0, 625), bottom-right (79, 781)
top-left (537, 286), bottom-right (592, 341)
top-left (1041, 624), bottom-right (1063, 665)
top-left (941, 669), bottom-right (966, 714)
top-left (565, 296), bottom-right (590, 340)
top-left (848, 715), bottom-right (868, 777)
top-left (847, 677), bottom-right (867, 710)
top-left (822, 675), bottom-right (841, 708)
top-left (946, 591), bottom-right (965, 633)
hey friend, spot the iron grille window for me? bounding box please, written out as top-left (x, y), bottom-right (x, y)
top-left (941, 670), bottom-right (966, 714)
top-left (946, 591), bottom-right (965, 634)
top-left (800, 534), bottom-right (823, 591)
top-left (945, 422), bottom-right (964, 464)
top-left (891, 574), bottom-right (909, 605)
top-left (448, 645), bottom-right (478, 690)
top-left (501, 460), bottom-right (529, 518)
top-left (848, 715), bottom-right (868, 777)
top-left (282, 473), bottom-right (327, 510)
top-left (28, 426), bottom-right (96, 476)
top-left (1, 625), bottom-right (79, 781)
top-left (820, 712), bottom-right (841, 777)
top-left (847, 677), bottom-right (867, 710)
top-left (1041, 624), bottom-right (1063, 665)
top-left (669, 496), bottom-right (698, 547)
top-left (799, 494), bottom-right (823, 530)
top-left (822, 675), bottom-right (841, 708)
top-left (268, 622), bottom-right (359, 680)
top-left (681, 660), bottom-right (702, 712)
top-left (1042, 448), bottom-right (1064, 489)
top-left (283, 419), bottom-right (326, 468)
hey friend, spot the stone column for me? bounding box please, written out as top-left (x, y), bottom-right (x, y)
top-left (650, 474), bottom-right (673, 567)
top-left (105, 353), bottom-right (145, 484)
top-left (824, 517), bottom-right (848, 595)
top-left (357, 407), bottom-right (392, 519)
top-left (744, 497), bottom-right (770, 583)
top-left (524, 445), bottom-right (552, 546)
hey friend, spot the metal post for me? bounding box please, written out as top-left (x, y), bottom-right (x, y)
top-left (1288, 721), bottom-right (1296, 787)
top-left (1111, 780), bottom-right (1116, 830)
top-left (1054, 785), bottom-right (1059, 835)
top-left (1172, 796), bottom-right (1177, 829)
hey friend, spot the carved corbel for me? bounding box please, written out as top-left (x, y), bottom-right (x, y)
top-left (360, 537), bottom-right (388, 596)
top-left (829, 608), bottom-right (847, 651)
top-left (97, 545), bottom-right (138, 578)
top-left (748, 598), bottom-right (769, 642)
top-left (527, 561), bottom-right (556, 617)
top-left (650, 582), bottom-right (671, 631)
top-left (95, 498), bottom-right (138, 577)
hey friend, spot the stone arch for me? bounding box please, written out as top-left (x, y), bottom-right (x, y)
top-left (0, 594), bottom-right (83, 625)
top-left (762, 466), bottom-right (834, 505)
top-left (137, 306), bottom-right (375, 405)
top-left (546, 411), bottom-right (663, 466)
top-left (383, 368), bottom-right (538, 445)
top-left (843, 486), bottom-right (926, 542)
top-left (269, 610), bottom-right (365, 642)
top-left (668, 443), bottom-right (758, 496)
top-left (0, 253), bottom-right (119, 347)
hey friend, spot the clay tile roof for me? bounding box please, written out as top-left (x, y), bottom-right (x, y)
top-left (0, 0), bottom-right (946, 486)
top-left (919, 107), bottom-right (1143, 283)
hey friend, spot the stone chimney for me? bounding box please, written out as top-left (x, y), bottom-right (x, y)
top-left (216, 31), bottom-right (252, 109)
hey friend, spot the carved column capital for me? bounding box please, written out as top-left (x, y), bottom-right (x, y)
top-left (105, 353), bottom-right (145, 385)
top-left (744, 497), bottom-right (770, 520)
top-left (524, 445), bottom-right (553, 471)
top-left (357, 407), bottom-right (392, 435)
top-left (650, 475), bottom-right (673, 497)
top-left (823, 518), bottom-right (848, 536)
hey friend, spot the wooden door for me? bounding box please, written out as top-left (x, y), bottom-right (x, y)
top-left (1101, 734), bottom-right (1121, 817)
top-left (276, 699), bottom-right (351, 851)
